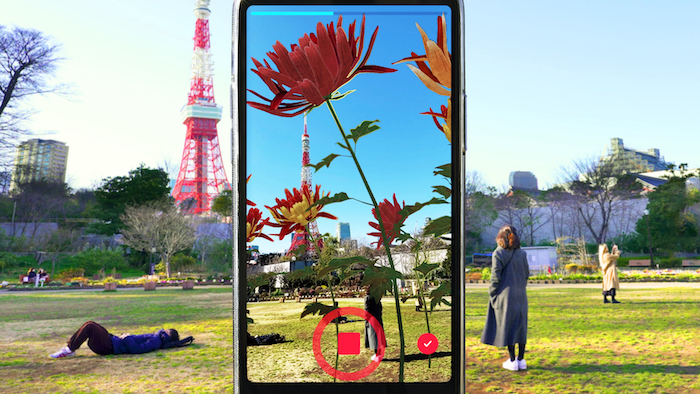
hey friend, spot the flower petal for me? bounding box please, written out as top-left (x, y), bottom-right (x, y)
top-left (406, 64), bottom-right (450, 96)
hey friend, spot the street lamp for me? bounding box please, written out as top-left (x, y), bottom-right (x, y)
top-left (643, 209), bottom-right (654, 267)
top-left (150, 247), bottom-right (157, 275)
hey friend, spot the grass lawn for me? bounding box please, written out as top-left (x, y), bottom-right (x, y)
top-left (1, 285), bottom-right (699, 393)
top-left (0, 287), bottom-right (232, 394)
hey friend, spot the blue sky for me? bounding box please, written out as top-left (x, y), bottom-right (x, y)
top-left (3, 1), bottom-right (699, 251)
top-left (245, 5), bottom-right (453, 253)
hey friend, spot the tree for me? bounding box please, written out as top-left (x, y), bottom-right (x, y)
top-left (7, 179), bottom-right (70, 246)
top-left (561, 156), bottom-right (642, 245)
top-left (90, 164), bottom-right (170, 235)
top-left (1, 26), bottom-right (65, 160)
top-left (121, 202), bottom-right (196, 278)
top-left (635, 165), bottom-right (700, 254)
top-left (211, 189), bottom-right (232, 218)
top-left (464, 171), bottom-right (497, 252)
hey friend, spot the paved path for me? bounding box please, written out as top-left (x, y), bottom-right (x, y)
top-left (467, 281), bottom-right (700, 290)
top-left (0, 285), bottom-right (230, 295)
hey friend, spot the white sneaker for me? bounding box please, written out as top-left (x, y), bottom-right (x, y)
top-left (502, 358), bottom-right (519, 371)
top-left (370, 354), bottom-right (383, 362)
top-left (49, 346), bottom-right (75, 359)
top-left (517, 358), bottom-right (527, 370)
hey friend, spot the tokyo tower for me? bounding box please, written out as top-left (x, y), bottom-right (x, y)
top-left (287, 114), bottom-right (322, 256)
top-left (172, 0), bottom-right (230, 214)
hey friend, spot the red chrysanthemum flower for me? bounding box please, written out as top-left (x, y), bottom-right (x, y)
top-left (247, 15), bottom-right (397, 117)
top-left (422, 98), bottom-right (452, 143)
top-left (368, 194), bottom-right (406, 249)
top-left (247, 207), bottom-right (273, 243)
top-left (265, 184), bottom-right (338, 240)
top-left (246, 174), bottom-right (255, 206)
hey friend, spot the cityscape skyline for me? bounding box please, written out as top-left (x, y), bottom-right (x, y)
top-left (2, 2), bottom-right (698, 200)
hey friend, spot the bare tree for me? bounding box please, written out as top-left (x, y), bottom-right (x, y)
top-left (464, 171), bottom-right (497, 251)
top-left (560, 156), bottom-right (642, 245)
top-left (0, 26), bottom-right (66, 160)
top-left (121, 202), bottom-right (196, 278)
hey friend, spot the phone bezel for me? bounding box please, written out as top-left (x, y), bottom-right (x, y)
top-left (232, 1), bottom-right (465, 392)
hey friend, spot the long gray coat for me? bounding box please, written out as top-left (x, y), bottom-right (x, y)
top-left (481, 247), bottom-right (529, 347)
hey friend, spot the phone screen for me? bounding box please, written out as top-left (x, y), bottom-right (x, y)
top-left (235, 1), bottom-right (463, 388)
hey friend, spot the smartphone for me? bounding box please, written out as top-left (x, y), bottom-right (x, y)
top-left (233, 0), bottom-right (465, 392)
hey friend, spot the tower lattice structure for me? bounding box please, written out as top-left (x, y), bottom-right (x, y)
top-left (172, 0), bottom-right (230, 214)
top-left (288, 114), bottom-right (322, 256)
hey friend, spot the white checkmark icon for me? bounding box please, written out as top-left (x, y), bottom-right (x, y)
top-left (423, 340), bottom-right (432, 347)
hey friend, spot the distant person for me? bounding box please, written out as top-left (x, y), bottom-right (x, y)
top-left (364, 291), bottom-right (385, 362)
top-left (38, 268), bottom-right (48, 286)
top-left (49, 321), bottom-right (193, 359)
top-left (599, 244), bottom-right (621, 304)
top-left (481, 225), bottom-right (530, 371)
top-left (27, 268), bottom-right (37, 286)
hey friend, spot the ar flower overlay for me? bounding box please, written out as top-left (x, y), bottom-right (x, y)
top-left (246, 208), bottom-right (273, 243)
top-left (423, 99), bottom-right (451, 143)
top-left (368, 194), bottom-right (406, 249)
top-left (247, 15), bottom-right (396, 117)
top-left (394, 14), bottom-right (451, 143)
top-left (265, 184), bottom-right (337, 240)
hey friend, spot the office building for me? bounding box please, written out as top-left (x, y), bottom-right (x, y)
top-left (336, 222), bottom-right (350, 242)
top-left (603, 138), bottom-right (669, 174)
top-left (11, 139), bottom-right (69, 189)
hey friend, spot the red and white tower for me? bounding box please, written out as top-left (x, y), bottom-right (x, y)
top-left (288, 114), bottom-right (322, 256)
top-left (172, 0), bottom-right (230, 214)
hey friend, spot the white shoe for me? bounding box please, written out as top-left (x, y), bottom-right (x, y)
top-left (49, 346), bottom-right (75, 359)
top-left (370, 354), bottom-right (383, 362)
top-left (517, 358), bottom-right (527, 370)
top-left (502, 358), bottom-right (519, 371)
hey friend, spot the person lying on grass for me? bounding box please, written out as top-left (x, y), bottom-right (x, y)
top-left (49, 320), bottom-right (193, 358)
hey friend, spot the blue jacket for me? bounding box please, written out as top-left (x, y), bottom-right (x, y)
top-left (111, 332), bottom-right (162, 355)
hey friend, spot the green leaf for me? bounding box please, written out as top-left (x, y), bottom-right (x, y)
top-left (423, 216), bottom-right (452, 238)
top-left (399, 197), bottom-right (448, 221)
top-left (290, 244), bottom-right (308, 260)
top-left (349, 120), bottom-right (380, 144)
top-left (429, 281), bottom-right (451, 311)
top-left (247, 317), bottom-right (254, 324)
top-left (311, 192), bottom-right (349, 209)
top-left (329, 89), bottom-right (355, 101)
top-left (410, 240), bottom-right (423, 254)
top-left (337, 142), bottom-right (348, 150)
top-left (307, 154), bottom-right (340, 172)
top-left (318, 256), bottom-right (374, 277)
top-left (246, 272), bottom-right (277, 288)
top-left (396, 232), bottom-right (413, 243)
top-left (414, 262), bottom-right (439, 276)
top-left (400, 295), bottom-right (416, 303)
top-left (432, 185), bottom-right (452, 199)
top-left (361, 265), bottom-right (403, 302)
top-left (300, 302), bottom-right (338, 319)
top-left (287, 266), bottom-right (315, 281)
top-left (434, 163), bottom-right (451, 178)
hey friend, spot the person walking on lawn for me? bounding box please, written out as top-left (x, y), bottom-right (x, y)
top-left (481, 225), bottom-right (530, 372)
top-left (600, 244), bottom-right (621, 304)
top-left (49, 321), bottom-right (192, 358)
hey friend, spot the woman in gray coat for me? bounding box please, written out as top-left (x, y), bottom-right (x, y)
top-left (481, 225), bottom-right (530, 371)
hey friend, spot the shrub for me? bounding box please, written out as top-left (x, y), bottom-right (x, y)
top-left (56, 268), bottom-right (85, 283)
top-left (171, 254), bottom-right (197, 273)
top-left (62, 249), bottom-right (128, 276)
top-left (481, 267), bottom-right (491, 281)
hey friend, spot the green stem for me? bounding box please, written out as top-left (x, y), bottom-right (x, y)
top-left (325, 100), bottom-right (406, 382)
top-left (306, 226), bottom-right (339, 383)
top-left (417, 272), bottom-right (431, 367)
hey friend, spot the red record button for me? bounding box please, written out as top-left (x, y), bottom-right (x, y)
top-left (417, 333), bottom-right (438, 355)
